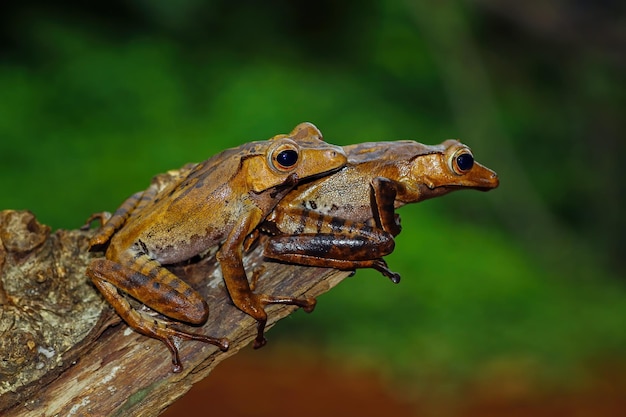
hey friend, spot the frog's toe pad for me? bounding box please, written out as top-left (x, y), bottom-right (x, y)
top-left (253, 337), bottom-right (267, 349)
top-left (302, 298), bottom-right (317, 313)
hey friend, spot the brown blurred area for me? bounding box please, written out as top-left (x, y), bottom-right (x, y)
top-left (163, 347), bottom-right (626, 417)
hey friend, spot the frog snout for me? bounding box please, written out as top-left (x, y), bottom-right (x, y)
top-left (487, 171), bottom-right (499, 188)
top-left (477, 171), bottom-right (499, 191)
top-left (326, 146), bottom-right (348, 164)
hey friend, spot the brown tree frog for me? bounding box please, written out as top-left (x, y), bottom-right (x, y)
top-left (255, 139), bottom-right (499, 282)
top-left (86, 123), bottom-right (347, 372)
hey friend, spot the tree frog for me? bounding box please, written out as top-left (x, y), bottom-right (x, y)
top-left (86, 123), bottom-right (347, 372)
top-left (255, 139), bottom-right (499, 283)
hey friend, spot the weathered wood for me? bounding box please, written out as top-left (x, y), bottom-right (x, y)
top-left (0, 210), bottom-right (351, 416)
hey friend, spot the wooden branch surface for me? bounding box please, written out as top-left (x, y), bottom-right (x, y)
top-left (0, 210), bottom-right (351, 416)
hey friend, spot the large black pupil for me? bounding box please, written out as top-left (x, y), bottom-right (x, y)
top-left (277, 149), bottom-right (298, 167)
top-left (456, 153), bottom-right (474, 171)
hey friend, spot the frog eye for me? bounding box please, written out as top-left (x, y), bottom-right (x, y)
top-left (270, 141), bottom-right (300, 172)
top-left (276, 149), bottom-right (298, 167)
top-left (450, 149), bottom-right (474, 175)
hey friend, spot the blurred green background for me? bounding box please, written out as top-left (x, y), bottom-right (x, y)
top-left (1, 0), bottom-right (625, 413)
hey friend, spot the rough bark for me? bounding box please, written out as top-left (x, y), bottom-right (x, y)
top-left (0, 210), bottom-right (351, 416)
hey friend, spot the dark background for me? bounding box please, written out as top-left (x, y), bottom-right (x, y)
top-left (1, 0), bottom-right (624, 415)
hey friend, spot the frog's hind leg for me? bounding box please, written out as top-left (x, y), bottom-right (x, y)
top-left (263, 227), bottom-right (400, 283)
top-left (87, 257), bottom-right (229, 373)
top-left (263, 251), bottom-right (401, 284)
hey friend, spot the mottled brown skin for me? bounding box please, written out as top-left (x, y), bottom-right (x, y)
top-left (86, 123), bottom-right (347, 372)
top-left (259, 139), bottom-right (499, 282)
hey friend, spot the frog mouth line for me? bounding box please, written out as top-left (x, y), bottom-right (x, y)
top-left (299, 165), bottom-right (348, 183)
top-left (440, 184), bottom-right (498, 192)
top-left (421, 182), bottom-right (498, 194)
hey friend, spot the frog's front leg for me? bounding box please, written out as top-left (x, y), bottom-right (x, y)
top-left (370, 176), bottom-right (402, 236)
top-left (217, 215), bottom-right (316, 349)
top-left (87, 254), bottom-right (229, 373)
top-left (263, 226), bottom-right (401, 284)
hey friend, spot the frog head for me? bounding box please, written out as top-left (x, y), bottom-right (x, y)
top-left (399, 139), bottom-right (499, 203)
top-left (245, 123), bottom-right (347, 193)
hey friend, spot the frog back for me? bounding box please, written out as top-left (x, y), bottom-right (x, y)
top-left (280, 140), bottom-right (441, 219)
top-left (108, 142), bottom-right (265, 264)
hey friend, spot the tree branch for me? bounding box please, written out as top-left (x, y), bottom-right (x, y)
top-left (0, 210), bottom-right (351, 416)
